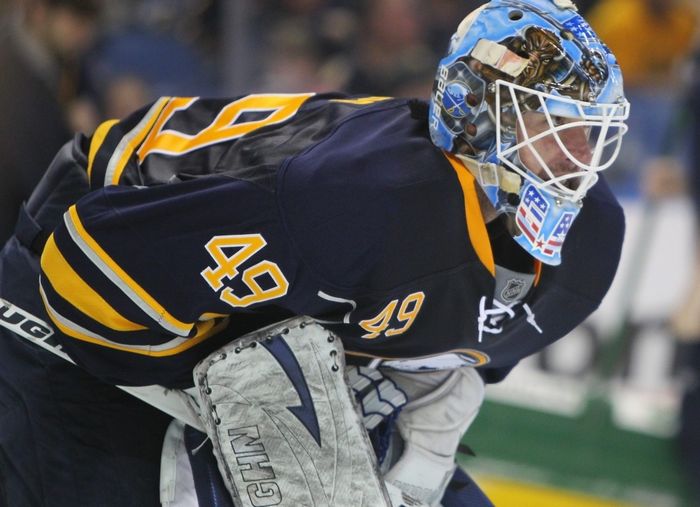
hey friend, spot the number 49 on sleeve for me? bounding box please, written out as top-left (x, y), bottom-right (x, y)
top-left (358, 292), bottom-right (425, 339)
top-left (200, 234), bottom-right (289, 308)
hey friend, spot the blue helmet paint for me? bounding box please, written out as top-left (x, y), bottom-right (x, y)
top-left (429, 0), bottom-right (628, 265)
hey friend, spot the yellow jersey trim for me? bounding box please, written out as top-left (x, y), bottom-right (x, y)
top-left (40, 281), bottom-right (229, 357)
top-left (105, 97), bottom-right (171, 186)
top-left (444, 153), bottom-right (496, 277)
top-left (344, 348), bottom-right (490, 367)
top-left (87, 119), bottom-right (119, 182)
top-left (40, 234), bottom-right (147, 332)
top-left (330, 96), bottom-right (391, 105)
top-left (64, 205), bottom-right (193, 336)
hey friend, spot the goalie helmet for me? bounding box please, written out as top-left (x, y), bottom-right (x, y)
top-left (429, 0), bottom-right (629, 265)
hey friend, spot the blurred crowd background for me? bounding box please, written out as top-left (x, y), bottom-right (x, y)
top-left (1, 0), bottom-right (699, 505)
top-left (1, 0), bottom-right (698, 240)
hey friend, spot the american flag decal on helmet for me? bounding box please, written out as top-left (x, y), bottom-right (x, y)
top-left (542, 211), bottom-right (575, 257)
top-left (516, 184), bottom-right (575, 258)
top-left (516, 185), bottom-right (549, 242)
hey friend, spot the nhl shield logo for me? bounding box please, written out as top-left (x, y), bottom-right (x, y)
top-left (501, 278), bottom-right (526, 302)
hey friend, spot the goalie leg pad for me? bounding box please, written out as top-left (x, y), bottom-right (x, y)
top-left (193, 317), bottom-right (390, 507)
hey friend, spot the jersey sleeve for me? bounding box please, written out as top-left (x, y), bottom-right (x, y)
top-left (84, 93), bottom-right (317, 190)
top-left (39, 174), bottom-right (295, 387)
top-left (38, 93), bottom-right (410, 386)
top-left (38, 93), bottom-right (345, 386)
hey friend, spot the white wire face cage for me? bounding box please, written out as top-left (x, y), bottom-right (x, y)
top-left (495, 80), bottom-right (630, 203)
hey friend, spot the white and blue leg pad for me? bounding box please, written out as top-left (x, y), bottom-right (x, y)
top-left (191, 317), bottom-right (391, 507)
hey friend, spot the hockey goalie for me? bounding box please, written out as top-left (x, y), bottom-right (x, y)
top-left (0, 1), bottom-right (628, 505)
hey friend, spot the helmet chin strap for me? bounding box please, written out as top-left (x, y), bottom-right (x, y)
top-left (454, 153), bottom-right (521, 204)
top-left (474, 183), bottom-right (500, 224)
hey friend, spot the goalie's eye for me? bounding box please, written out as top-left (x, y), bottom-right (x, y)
top-left (551, 115), bottom-right (574, 126)
top-left (550, 115), bottom-right (593, 137)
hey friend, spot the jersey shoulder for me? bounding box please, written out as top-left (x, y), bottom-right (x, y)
top-left (84, 94), bottom-right (409, 191)
top-left (279, 99), bottom-right (479, 291)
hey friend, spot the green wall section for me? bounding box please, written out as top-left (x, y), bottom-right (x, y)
top-left (461, 400), bottom-right (696, 507)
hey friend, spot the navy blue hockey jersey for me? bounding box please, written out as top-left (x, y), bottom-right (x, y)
top-left (38, 93), bottom-right (625, 387)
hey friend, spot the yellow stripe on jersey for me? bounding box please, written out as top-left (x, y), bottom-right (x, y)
top-left (40, 281), bottom-right (230, 356)
top-left (444, 153), bottom-right (495, 277)
top-left (102, 97), bottom-right (171, 186)
top-left (135, 93), bottom-right (315, 160)
top-left (40, 234), bottom-right (147, 332)
top-left (198, 312), bottom-right (230, 320)
top-left (87, 119), bottom-right (119, 182)
top-left (135, 96), bottom-right (196, 159)
top-left (62, 205), bottom-right (193, 336)
top-left (330, 96), bottom-right (391, 105)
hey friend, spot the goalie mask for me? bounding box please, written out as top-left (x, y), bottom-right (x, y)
top-left (429, 0), bottom-right (629, 265)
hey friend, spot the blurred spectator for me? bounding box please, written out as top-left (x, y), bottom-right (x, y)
top-left (595, 0), bottom-right (698, 497)
top-left (0, 0), bottom-right (98, 246)
top-left (587, 0), bottom-right (697, 192)
top-left (257, 15), bottom-right (347, 92)
top-left (665, 48), bottom-right (700, 505)
top-left (639, 43), bottom-right (700, 503)
top-left (79, 0), bottom-right (218, 122)
top-left (102, 74), bottom-right (153, 119)
top-left (588, 0), bottom-right (696, 88)
top-left (253, 0), bottom-right (359, 92)
top-left (573, 0), bottom-right (601, 16)
top-left (346, 0), bottom-right (437, 97)
top-left (425, 0), bottom-right (485, 56)
top-left (249, 0), bottom-right (491, 97)
top-left (85, 28), bottom-right (215, 98)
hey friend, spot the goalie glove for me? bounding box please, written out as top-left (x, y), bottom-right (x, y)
top-left (346, 366), bottom-right (409, 469)
top-left (383, 367), bottom-right (485, 507)
top-left (346, 366), bottom-right (408, 432)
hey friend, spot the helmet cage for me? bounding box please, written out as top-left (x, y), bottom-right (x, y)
top-left (428, 0), bottom-right (631, 265)
top-left (495, 79), bottom-right (630, 203)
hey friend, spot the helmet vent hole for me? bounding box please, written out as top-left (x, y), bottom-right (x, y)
top-left (508, 10), bottom-right (523, 21)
